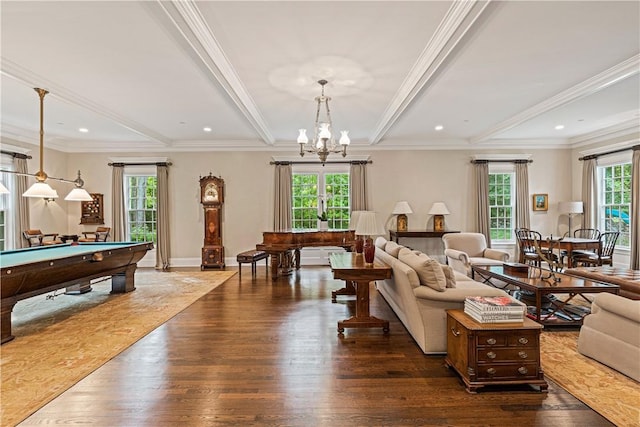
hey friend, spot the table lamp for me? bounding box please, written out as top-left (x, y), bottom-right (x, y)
top-left (559, 201), bottom-right (583, 235)
top-left (355, 211), bottom-right (385, 266)
top-left (349, 210), bottom-right (365, 254)
top-left (392, 201), bottom-right (413, 232)
top-left (428, 202), bottom-right (450, 232)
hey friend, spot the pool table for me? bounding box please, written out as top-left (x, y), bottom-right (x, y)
top-left (0, 241), bottom-right (153, 344)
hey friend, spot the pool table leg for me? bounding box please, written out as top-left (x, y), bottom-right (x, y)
top-left (1, 301), bottom-right (16, 344)
top-left (111, 264), bottom-right (137, 293)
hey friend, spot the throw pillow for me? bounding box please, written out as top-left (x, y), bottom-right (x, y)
top-left (442, 264), bottom-right (457, 288)
top-left (385, 241), bottom-right (403, 258)
top-left (398, 250), bottom-right (447, 291)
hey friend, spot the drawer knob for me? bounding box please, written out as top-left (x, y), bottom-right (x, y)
top-left (518, 351), bottom-right (528, 359)
top-left (486, 351), bottom-right (496, 359)
top-left (450, 327), bottom-right (460, 337)
top-left (486, 338), bottom-right (497, 345)
top-left (518, 337), bottom-right (529, 345)
top-left (487, 368), bottom-right (496, 375)
top-left (518, 366), bottom-right (528, 375)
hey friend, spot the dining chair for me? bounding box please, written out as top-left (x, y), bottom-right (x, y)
top-left (572, 231), bottom-right (619, 267)
top-left (559, 228), bottom-right (602, 265)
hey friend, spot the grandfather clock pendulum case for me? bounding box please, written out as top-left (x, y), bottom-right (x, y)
top-left (199, 174), bottom-right (225, 269)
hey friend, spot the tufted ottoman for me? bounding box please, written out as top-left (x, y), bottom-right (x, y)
top-left (564, 266), bottom-right (640, 300)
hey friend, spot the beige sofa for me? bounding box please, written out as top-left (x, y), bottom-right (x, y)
top-left (374, 237), bottom-right (509, 354)
top-left (442, 232), bottom-right (510, 277)
top-left (577, 293), bottom-right (640, 381)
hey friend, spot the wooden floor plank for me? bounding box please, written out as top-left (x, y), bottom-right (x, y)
top-left (19, 266), bottom-right (612, 426)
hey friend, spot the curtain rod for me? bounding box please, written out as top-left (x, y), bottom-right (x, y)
top-left (1, 150), bottom-right (31, 160)
top-left (470, 159), bottom-right (532, 164)
top-left (270, 160), bottom-right (372, 166)
top-left (578, 145), bottom-right (639, 161)
top-left (108, 162), bottom-right (172, 167)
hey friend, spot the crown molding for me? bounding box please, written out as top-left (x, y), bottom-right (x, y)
top-left (158, 1), bottom-right (274, 145)
top-left (569, 118), bottom-right (640, 148)
top-left (369, 0), bottom-right (492, 145)
top-left (1, 60), bottom-right (173, 146)
top-left (470, 54), bottom-right (640, 144)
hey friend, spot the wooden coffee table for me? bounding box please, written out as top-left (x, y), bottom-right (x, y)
top-left (471, 264), bottom-right (620, 326)
top-left (329, 252), bottom-right (391, 333)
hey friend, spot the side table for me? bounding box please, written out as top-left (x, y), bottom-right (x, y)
top-left (444, 309), bottom-right (548, 393)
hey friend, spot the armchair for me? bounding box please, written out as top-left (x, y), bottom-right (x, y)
top-left (78, 226), bottom-right (111, 242)
top-left (442, 232), bottom-right (510, 276)
top-left (23, 229), bottom-right (63, 247)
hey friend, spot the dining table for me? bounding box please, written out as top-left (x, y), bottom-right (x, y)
top-left (524, 236), bottom-right (600, 268)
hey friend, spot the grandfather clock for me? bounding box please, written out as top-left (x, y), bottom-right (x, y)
top-left (199, 174), bottom-right (225, 269)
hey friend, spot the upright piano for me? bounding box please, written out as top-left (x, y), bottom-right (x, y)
top-left (256, 230), bottom-right (356, 280)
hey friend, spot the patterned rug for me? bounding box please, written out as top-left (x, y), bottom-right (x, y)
top-left (0, 269), bottom-right (236, 426)
top-left (540, 331), bottom-right (640, 427)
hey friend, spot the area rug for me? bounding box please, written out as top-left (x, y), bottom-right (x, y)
top-left (540, 331), bottom-right (640, 427)
top-left (0, 269), bottom-right (236, 426)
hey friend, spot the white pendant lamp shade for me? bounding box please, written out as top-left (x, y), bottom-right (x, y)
top-left (0, 182), bottom-right (9, 194)
top-left (339, 130), bottom-right (350, 145)
top-left (64, 187), bottom-right (93, 201)
top-left (23, 182), bottom-right (58, 199)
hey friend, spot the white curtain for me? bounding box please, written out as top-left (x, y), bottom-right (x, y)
top-left (111, 164), bottom-right (125, 241)
top-left (582, 158), bottom-right (597, 229)
top-left (156, 164), bottom-right (170, 270)
top-left (14, 156), bottom-right (30, 248)
top-left (631, 147), bottom-right (639, 269)
top-left (475, 161), bottom-right (491, 246)
top-left (349, 162), bottom-right (369, 211)
top-left (515, 161), bottom-right (530, 230)
top-left (273, 163), bottom-right (292, 231)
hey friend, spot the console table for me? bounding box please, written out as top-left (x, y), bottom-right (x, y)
top-left (389, 230), bottom-right (459, 245)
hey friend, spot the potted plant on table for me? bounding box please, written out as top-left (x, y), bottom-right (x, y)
top-left (317, 199), bottom-right (329, 231)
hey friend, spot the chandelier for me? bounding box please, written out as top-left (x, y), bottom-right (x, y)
top-left (0, 88), bottom-right (93, 201)
top-left (297, 79), bottom-right (350, 164)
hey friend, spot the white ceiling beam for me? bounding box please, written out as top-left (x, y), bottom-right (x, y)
top-left (158, 0), bottom-right (275, 145)
top-left (369, 0), bottom-right (493, 145)
top-left (1, 59), bottom-right (173, 146)
top-left (470, 54), bottom-right (640, 144)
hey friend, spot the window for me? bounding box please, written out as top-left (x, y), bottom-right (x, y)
top-left (125, 175), bottom-right (157, 243)
top-left (292, 168), bottom-right (350, 230)
top-left (489, 172), bottom-right (515, 241)
top-left (599, 162), bottom-right (631, 248)
top-left (0, 157), bottom-right (15, 250)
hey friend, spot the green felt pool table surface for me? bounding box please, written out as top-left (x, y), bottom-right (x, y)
top-left (0, 242), bottom-right (141, 268)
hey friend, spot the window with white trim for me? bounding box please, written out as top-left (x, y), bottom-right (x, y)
top-left (598, 161), bottom-right (632, 249)
top-left (489, 168), bottom-right (515, 242)
top-left (125, 171), bottom-right (158, 244)
top-left (292, 165), bottom-right (350, 230)
top-left (0, 155), bottom-right (15, 250)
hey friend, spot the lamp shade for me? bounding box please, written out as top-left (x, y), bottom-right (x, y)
top-left (349, 210), bottom-right (365, 230)
top-left (392, 201), bottom-right (413, 215)
top-left (65, 187), bottom-right (93, 201)
top-left (558, 201), bottom-right (583, 214)
top-left (355, 211), bottom-right (384, 237)
top-left (23, 182), bottom-right (58, 199)
top-left (0, 182), bottom-right (9, 194)
top-left (428, 202), bottom-right (450, 215)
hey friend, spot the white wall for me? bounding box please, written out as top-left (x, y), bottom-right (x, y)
top-left (12, 140), bottom-right (633, 267)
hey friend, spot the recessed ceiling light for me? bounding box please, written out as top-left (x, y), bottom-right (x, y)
top-left (434, 125), bottom-right (444, 131)
top-left (203, 127), bottom-right (212, 132)
top-left (554, 125), bottom-right (565, 130)
top-left (78, 128), bottom-right (89, 133)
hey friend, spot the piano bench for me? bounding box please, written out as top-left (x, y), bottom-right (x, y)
top-left (237, 250), bottom-right (269, 277)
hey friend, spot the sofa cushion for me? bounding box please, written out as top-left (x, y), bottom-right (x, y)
top-left (385, 241), bottom-right (403, 258)
top-left (399, 248), bottom-right (446, 291)
top-left (442, 265), bottom-right (457, 288)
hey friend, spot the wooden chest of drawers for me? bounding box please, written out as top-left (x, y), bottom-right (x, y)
top-left (444, 309), bottom-right (548, 393)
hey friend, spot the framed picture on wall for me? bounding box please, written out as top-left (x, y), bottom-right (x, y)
top-left (532, 194), bottom-right (548, 211)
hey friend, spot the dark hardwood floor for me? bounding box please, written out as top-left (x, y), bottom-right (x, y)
top-left (20, 265), bottom-right (612, 426)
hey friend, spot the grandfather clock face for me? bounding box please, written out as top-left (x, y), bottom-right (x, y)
top-left (200, 176), bottom-right (223, 206)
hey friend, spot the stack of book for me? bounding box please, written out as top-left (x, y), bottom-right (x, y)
top-left (464, 295), bottom-right (526, 323)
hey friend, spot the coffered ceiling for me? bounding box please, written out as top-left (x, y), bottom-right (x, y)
top-left (1, 1), bottom-right (639, 154)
